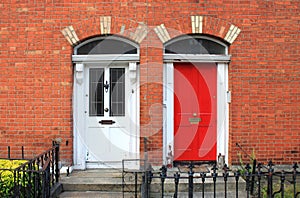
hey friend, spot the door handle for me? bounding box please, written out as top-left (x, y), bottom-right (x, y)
top-left (99, 120), bottom-right (116, 125)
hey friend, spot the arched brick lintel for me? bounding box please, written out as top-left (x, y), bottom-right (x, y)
top-left (61, 15), bottom-right (241, 46)
top-left (158, 15), bottom-right (241, 45)
top-left (62, 16), bottom-right (149, 46)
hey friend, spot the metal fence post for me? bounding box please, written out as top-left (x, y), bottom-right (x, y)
top-left (257, 163), bottom-right (262, 198)
top-left (267, 161), bottom-right (274, 198)
top-left (245, 163), bottom-right (251, 198)
top-left (200, 172), bottom-right (206, 198)
top-left (8, 146), bottom-right (10, 159)
top-left (188, 163), bottom-right (194, 198)
top-left (280, 170), bottom-right (285, 198)
top-left (292, 163), bottom-right (298, 198)
top-left (174, 172), bottom-right (180, 198)
top-left (250, 159), bottom-right (256, 195)
top-left (54, 143), bottom-right (60, 183)
top-left (223, 164), bottom-right (229, 198)
top-left (234, 170), bottom-right (240, 198)
top-left (22, 146), bottom-right (24, 159)
top-left (144, 169), bottom-right (153, 198)
top-left (160, 165), bottom-right (167, 198)
top-left (211, 164), bottom-right (218, 198)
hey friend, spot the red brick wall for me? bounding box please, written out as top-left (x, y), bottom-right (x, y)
top-left (1, 1), bottom-right (299, 165)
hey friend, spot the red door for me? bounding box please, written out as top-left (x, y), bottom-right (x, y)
top-left (174, 62), bottom-right (217, 162)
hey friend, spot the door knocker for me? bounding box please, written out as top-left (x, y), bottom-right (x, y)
top-left (104, 81), bottom-right (109, 93)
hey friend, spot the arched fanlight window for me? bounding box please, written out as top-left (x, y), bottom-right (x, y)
top-left (164, 35), bottom-right (227, 55)
top-left (72, 35), bottom-right (139, 62)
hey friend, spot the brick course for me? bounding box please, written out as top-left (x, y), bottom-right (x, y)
top-left (1, 1), bottom-right (299, 165)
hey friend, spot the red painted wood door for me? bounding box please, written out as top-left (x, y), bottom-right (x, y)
top-left (174, 62), bottom-right (217, 162)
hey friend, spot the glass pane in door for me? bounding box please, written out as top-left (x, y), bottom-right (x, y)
top-left (110, 68), bottom-right (125, 116)
top-left (89, 68), bottom-right (104, 116)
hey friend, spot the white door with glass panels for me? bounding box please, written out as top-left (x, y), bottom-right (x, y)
top-left (84, 63), bottom-right (137, 168)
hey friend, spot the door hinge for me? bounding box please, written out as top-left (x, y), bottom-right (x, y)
top-left (227, 91), bottom-right (231, 104)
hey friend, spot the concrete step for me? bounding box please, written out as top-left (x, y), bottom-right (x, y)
top-left (58, 191), bottom-right (131, 198)
top-left (59, 167), bottom-right (247, 197)
top-left (59, 191), bottom-right (248, 198)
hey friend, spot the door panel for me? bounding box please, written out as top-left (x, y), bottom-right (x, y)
top-left (89, 68), bottom-right (104, 116)
top-left (110, 68), bottom-right (125, 116)
top-left (174, 62), bottom-right (217, 162)
top-left (85, 64), bottom-right (134, 167)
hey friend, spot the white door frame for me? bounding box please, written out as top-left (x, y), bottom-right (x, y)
top-left (72, 36), bottom-right (140, 169)
top-left (72, 60), bottom-right (139, 170)
top-left (163, 56), bottom-right (230, 165)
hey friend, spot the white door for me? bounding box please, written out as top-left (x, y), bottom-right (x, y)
top-left (84, 63), bottom-right (137, 168)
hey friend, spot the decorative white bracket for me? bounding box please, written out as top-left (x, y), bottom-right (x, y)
top-left (129, 62), bottom-right (137, 83)
top-left (75, 63), bottom-right (84, 84)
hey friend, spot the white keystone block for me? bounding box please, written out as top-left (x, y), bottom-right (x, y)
top-left (61, 26), bottom-right (80, 46)
top-left (131, 23), bottom-right (148, 43)
top-left (224, 24), bottom-right (241, 44)
top-left (100, 16), bottom-right (111, 34)
top-left (154, 24), bottom-right (171, 43)
top-left (191, 16), bottom-right (203, 34)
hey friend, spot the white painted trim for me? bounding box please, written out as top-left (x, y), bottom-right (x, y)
top-left (74, 36), bottom-right (140, 55)
top-left (163, 63), bottom-right (174, 164)
top-left (72, 62), bottom-right (140, 169)
top-left (216, 63), bottom-right (230, 162)
top-left (73, 63), bottom-right (87, 170)
top-left (164, 54), bottom-right (231, 63)
top-left (163, 62), bottom-right (229, 164)
top-left (164, 35), bottom-right (228, 54)
top-left (72, 54), bottom-right (139, 63)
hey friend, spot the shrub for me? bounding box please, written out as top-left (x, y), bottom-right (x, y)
top-left (0, 159), bottom-right (28, 198)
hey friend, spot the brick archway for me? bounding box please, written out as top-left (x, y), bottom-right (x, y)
top-left (154, 16), bottom-right (241, 45)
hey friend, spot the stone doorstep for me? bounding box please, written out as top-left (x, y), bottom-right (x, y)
top-left (60, 168), bottom-right (247, 194)
top-left (58, 191), bottom-right (134, 198)
top-left (59, 191), bottom-right (248, 198)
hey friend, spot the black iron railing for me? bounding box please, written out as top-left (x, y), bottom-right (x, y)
top-left (0, 143), bottom-right (60, 198)
top-left (123, 161), bottom-right (300, 198)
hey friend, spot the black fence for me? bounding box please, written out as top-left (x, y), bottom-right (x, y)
top-left (122, 161), bottom-right (300, 198)
top-left (0, 143), bottom-right (61, 198)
